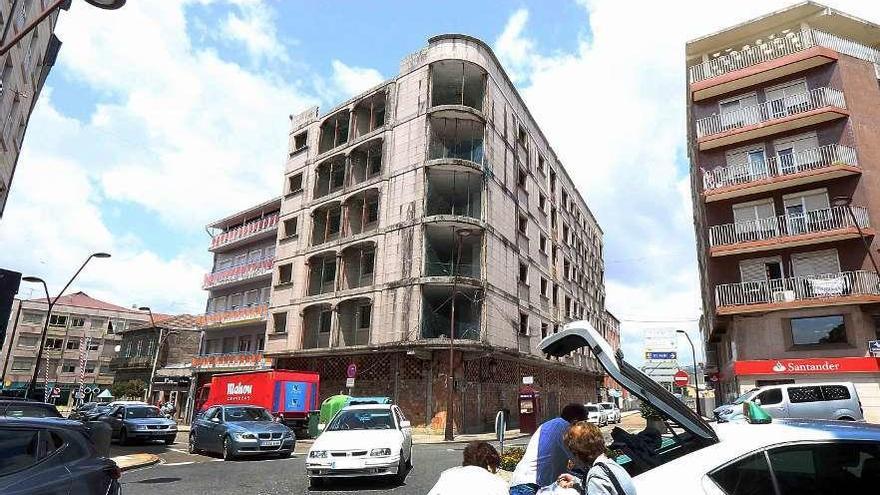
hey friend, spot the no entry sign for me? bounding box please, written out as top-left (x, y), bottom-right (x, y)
top-left (673, 370), bottom-right (689, 387)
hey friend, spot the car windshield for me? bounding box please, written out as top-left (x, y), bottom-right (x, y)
top-left (0, 404), bottom-right (61, 418)
top-left (326, 409), bottom-right (395, 431)
top-left (224, 407), bottom-right (272, 422)
top-left (731, 389), bottom-right (759, 405)
top-left (126, 406), bottom-right (161, 419)
top-left (94, 406), bottom-right (112, 415)
top-left (600, 403), bottom-right (613, 410)
top-left (585, 405), bottom-right (599, 412)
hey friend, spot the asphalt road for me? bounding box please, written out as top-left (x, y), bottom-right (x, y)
top-left (116, 415), bottom-right (647, 494)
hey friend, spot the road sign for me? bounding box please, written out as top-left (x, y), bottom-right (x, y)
top-left (345, 377), bottom-right (355, 388)
top-left (869, 340), bottom-right (880, 356)
top-left (645, 351), bottom-right (677, 360)
top-left (522, 376), bottom-right (534, 385)
top-left (346, 364), bottom-right (357, 379)
top-left (50, 387), bottom-right (61, 398)
top-left (673, 370), bottom-right (689, 387)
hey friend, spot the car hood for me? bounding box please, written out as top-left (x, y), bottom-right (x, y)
top-left (312, 429), bottom-right (402, 451)
top-left (125, 417), bottom-right (176, 426)
top-left (539, 320), bottom-right (718, 443)
top-left (226, 421), bottom-right (290, 434)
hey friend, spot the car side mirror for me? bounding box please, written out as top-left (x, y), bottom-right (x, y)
top-left (210, 417), bottom-right (221, 423)
top-left (399, 420), bottom-right (411, 429)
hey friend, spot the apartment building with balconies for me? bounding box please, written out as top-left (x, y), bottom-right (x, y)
top-left (687, 2), bottom-right (880, 421)
top-left (0, 291), bottom-right (150, 404)
top-left (0, 0), bottom-right (65, 217)
top-left (267, 35), bottom-right (609, 434)
top-left (191, 198), bottom-right (280, 390)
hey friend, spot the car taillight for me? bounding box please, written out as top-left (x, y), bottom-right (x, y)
top-left (105, 463), bottom-right (122, 480)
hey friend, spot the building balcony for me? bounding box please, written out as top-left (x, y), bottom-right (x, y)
top-left (688, 29), bottom-right (844, 101)
top-left (210, 213), bottom-right (278, 252)
top-left (198, 304), bottom-right (268, 330)
top-left (202, 257), bottom-right (274, 290)
top-left (714, 270), bottom-right (880, 315)
top-left (109, 356), bottom-right (153, 369)
top-left (695, 87), bottom-right (847, 151)
top-left (701, 144), bottom-right (859, 202)
top-left (708, 206), bottom-right (871, 257)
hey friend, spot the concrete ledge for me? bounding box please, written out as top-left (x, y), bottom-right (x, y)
top-left (112, 453), bottom-right (161, 472)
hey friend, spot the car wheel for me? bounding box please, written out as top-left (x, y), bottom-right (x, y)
top-left (165, 435), bottom-right (176, 445)
top-left (405, 447), bottom-right (412, 470)
top-left (309, 477), bottom-right (324, 488)
top-left (188, 433), bottom-right (198, 454)
top-left (395, 450), bottom-right (407, 483)
top-left (279, 450), bottom-right (292, 458)
top-left (223, 436), bottom-right (236, 461)
top-left (838, 416), bottom-right (855, 421)
top-left (119, 429), bottom-right (129, 446)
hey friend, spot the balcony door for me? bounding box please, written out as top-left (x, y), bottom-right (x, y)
top-left (792, 249), bottom-right (843, 297)
top-left (765, 79), bottom-right (808, 119)
top-left (726, 145), bottom-right (768, 183)
top-left (773, 131), bottom-right (819, 175)
top-left (783, 189), bottom-right (830, 235)
top-left (739, 256), bottom-right (784, 304)
top-left (732, 199), bottom-right (776, 242)
top-left (719, 93), bottom-right (758, 129)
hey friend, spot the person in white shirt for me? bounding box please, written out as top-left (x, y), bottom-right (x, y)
top-left (428, 441), bottom-right (508, 495)
top-left (510, 404), bottom-right (589, 495)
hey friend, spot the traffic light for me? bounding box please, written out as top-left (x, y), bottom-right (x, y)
top-left (0, 269), bottom-right (22, 348)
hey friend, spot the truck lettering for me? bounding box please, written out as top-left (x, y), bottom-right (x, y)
top-left (227, 383), bottom-right (253, 395)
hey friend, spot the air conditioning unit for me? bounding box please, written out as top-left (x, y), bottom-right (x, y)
top-left (772, 290), bottom-right (796, 302)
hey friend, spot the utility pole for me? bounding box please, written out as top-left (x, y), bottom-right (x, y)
top-left (677, 330), bottom-right (702, 417)
top-left (445, 228), bottom-right (472, 441)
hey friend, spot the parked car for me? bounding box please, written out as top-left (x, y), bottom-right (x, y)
top-left (715, 382), bottom-right (863, 422)
top-left (0, 417), bottom-right (121, 494)
top-left (189, 405), bottom-right (294, 460)
top-left (306, 404), bottom-right (413, 488)
top-left (598, 401), bottom-right (621, 423)
top-left (97, 404), bottom-right (177, 445)
top-left (539, 321), bottom-right (880, 493)
top-left (584, 404), bottom-right (608, 426)
top-left (0, 399), bottom-right (62, 419)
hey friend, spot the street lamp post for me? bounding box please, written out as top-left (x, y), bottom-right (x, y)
top-left (22, 252), bottom-right (111, 400)
top-left (676, 330), bottom-right (702, 418)
top-left (444, 228), bottom-right (472, 441)
top-left (141, 306), bottom-right (162, 404)
top-left (832, 196), bottom-right (880, 276)
top-left (0, 0), bottom-right (126, 58)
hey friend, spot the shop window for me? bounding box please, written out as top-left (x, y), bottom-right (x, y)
top-left (789, 315), bottom-right (845, 346)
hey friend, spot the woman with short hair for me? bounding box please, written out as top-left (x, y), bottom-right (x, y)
top-left (428, 441), bottom-right (508, 495)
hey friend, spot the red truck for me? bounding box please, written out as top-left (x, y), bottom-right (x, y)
top-left (194, 370), bottom-right (320, 437)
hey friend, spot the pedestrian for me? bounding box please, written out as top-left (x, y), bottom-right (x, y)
top-left (537, 421), bottom-right (636, 495)
top-left (428, 441), bottom-right (508, 495)
top-left (509, 403), bottom-right (589, 495)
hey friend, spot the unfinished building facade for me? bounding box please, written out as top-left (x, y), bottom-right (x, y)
top-left (268, 35), bottom-right (609, 433)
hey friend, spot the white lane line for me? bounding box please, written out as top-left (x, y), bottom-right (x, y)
top-left (169, 448), bottom-right (190, 454)
top-left (162, 461), bottom-right (195, 467)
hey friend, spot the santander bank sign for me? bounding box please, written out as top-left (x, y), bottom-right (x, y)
top-left (735, 357), bottom-right (880, 376)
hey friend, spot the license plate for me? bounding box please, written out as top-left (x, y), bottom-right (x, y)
top-left (261, 440), bottom-right (281, 447)
top-left (331, 458), bottom-right (364, 469)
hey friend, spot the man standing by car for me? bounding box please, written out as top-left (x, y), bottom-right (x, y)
top-left (510, 403), bottom-right (588, 495)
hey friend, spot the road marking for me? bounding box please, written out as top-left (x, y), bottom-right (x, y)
top-left (169, 448), bottom-right (190, 454)
top-left (162, 461), bottom-right (195, 467)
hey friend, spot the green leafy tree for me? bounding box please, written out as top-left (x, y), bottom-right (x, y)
top-left (111, 379), bottom-right (146, 400)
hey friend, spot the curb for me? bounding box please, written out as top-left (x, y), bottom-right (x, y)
top-left (112, 454), bottom-right (162, 472)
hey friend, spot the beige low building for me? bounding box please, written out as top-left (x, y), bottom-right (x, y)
top-left (0, 292), bottom-right (151, 404)
top-left (266, 35), bottom-right (614, 433)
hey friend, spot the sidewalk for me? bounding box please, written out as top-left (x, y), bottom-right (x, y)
top-left (112, 453), bottom-right (161, 471)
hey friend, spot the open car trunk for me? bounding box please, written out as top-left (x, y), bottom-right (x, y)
top-left (539, 320), bottom-right (719, 475)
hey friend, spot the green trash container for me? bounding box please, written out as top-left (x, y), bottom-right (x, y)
top-left (307, 410), bottom-right (321, 438)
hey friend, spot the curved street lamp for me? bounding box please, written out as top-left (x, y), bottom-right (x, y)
top-left (0, 0), bottom-right (126, 57)
top-left (22, 252), bottom-right (111, 400)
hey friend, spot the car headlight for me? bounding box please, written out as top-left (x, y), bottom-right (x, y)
top-left (234, 432), bottom-right (257, 440)
top-left (283, 431), bottom-right (293, 438)
top-left (309, 450), bottom-right (328, 458)
top-left (369, 448), bottom-right (391, 457)
top-left (135, 425), bottom-right (148, 431)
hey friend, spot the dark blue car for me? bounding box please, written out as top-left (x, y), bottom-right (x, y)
top-left (190, 405), bottom-right (294, 460)
top-left (0, 417), bottom-right (121, 495)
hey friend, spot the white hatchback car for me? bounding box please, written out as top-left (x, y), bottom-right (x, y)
top-left (598, 401), bottom-right (621, 423)
top-left (584, 403), bottom-right (608, 426)
top-left (540, 321), bottom-right (880, 495)
top-left (306, 404), bottom-right (413, 488)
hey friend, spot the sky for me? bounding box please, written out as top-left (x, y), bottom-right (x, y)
top-left (2, 0), bottom-right (879, 367)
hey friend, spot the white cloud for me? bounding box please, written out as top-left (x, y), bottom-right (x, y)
top-left (221, 0), bottom-right (289, 63)
top-left (494, 0), bottom-right (880, 365)
top-left (329, 60), bottom-right (385, 98)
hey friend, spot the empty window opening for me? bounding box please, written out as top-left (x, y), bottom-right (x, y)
top-left (342, 245), bottom-right (376, 289)
top-left (349, 139), bottom-right (383, 186)
top-left (302, 305), bottom-right (333, 349)
top-left (345, 190), bottom-right (380, 236)
top-left (283, 217), bottom-right (298, 238)
top-left (429, 117), bottom-right (484, 163)
top-left (307, 255), bottom-right (337, 295)
top-left (293, 131), bottom-right (307, 151)
top-left (424, 224), bottom-right (482, 278)
top-left (288, 173), bottom-right (303, 195)
top-left (311, 204), bottom-right (342, 245)
top-left (352, 92), bottom-right (387, 138)
top-left (430, 60), bottom-right (486, 111)
top-left (277, 263), bottom-right (293, 285)
top-left (421, 286), bottom-right (482, 340)
top-left (318, 110), bottom-right (350, 153)
top-left (425, 169), bottom-right (482, 219)
top-left (314, 156), bottom-right (346, 198)
top-left (337, 299), bottom-right (372, 347)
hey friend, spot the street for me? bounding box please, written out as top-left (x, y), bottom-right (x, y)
top-left (115, 414), bottom-right (647, 494)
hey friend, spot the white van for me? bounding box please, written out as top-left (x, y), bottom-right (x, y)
top-left (715, 382), bottom-right (863, 422)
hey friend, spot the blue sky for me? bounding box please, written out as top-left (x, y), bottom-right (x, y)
top-left (2, 0), bottom-right (877, 366)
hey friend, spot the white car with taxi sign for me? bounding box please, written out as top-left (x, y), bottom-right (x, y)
top-left (539, 321), bottom-right (880, 495)
top-left (306, 403), bottom-right (413, 488)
